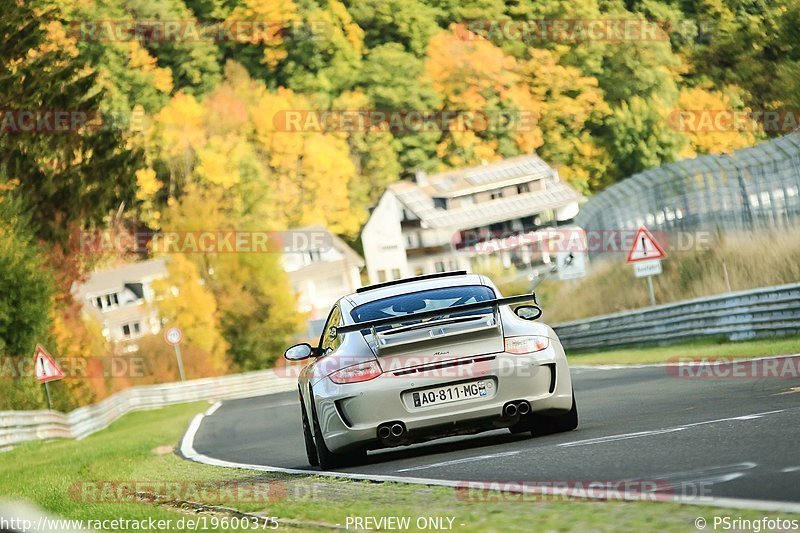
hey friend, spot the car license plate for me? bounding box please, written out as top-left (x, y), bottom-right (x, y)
top-left (410, 380), bottom-right (489, 408)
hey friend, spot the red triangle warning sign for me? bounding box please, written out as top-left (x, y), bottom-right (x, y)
top-left (33, 344), bottom-right (64, 383)
top-left (626, 226), bottom-right (667, 263)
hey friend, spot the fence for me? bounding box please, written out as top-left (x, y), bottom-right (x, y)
top-left (0, 369), bottom-right (295, 449)
top-left (553, 282), bottom-right (800, 351)
top-left (575, 132), bottom-right (800, 240)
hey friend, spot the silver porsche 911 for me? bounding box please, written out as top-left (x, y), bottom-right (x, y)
top-left (283, 271), bottom-right (578, 469)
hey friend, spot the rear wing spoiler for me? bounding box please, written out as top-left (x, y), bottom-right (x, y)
top-left (336, 292), bottom-right (538, 335)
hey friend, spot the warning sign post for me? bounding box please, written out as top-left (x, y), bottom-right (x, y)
top-left (33, 344), bottom-right (63, 410)
top-left (626, 226), bottom-right (667, 306)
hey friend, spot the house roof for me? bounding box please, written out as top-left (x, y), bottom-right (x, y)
top-left (389, 155), bottom-right (581, 229)
top-left (293, 225), bottom-right (364, 267)
top-left (415, 153), bottom-right (557, 198)
top-left (73, 259), bottom-right (168, 297)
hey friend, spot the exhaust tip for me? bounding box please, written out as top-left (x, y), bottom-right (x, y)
top-left (504, 403), bottom-right (518, 417)
top-left (518, 401), bottom-right (530, 415)
top-left (378, 426), bottom-right (391, 439)
top-left (390, 423), bottom-right (404, 437)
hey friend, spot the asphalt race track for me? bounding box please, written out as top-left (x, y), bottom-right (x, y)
top-left (187, 356), bottom-right (800, 508)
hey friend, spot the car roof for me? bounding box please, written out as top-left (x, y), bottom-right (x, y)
top-left (344, 272), bottom-right (489, 308)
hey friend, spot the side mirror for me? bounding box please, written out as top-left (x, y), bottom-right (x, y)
top-left (284, 343), bottom-right (313, 361)
top-left (514, 304), bottom-right (542, 321)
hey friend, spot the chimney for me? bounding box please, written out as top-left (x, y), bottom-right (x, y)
top-left (414, 170), bottom-right (428, 186)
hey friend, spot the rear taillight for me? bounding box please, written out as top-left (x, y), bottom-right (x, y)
top-left (329, 360), bottom-right (382, 384)
top-left (504, 335), bottom-right (550, 354)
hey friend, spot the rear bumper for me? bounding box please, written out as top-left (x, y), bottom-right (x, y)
top-left (310, 341), bottom-right (573, 453)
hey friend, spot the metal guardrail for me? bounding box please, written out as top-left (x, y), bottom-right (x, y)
top-left (553, 283), bottom-right (800, 351)
top-left (0, 369), bottom-right (296, 449)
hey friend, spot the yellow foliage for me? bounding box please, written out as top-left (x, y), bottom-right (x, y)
top-left (129, 42), bottom-right (173, 93)
top-left (252, 87), bottom-right (360, 234)
top-left (675, 87), bottom-right (758, 157)
top-left (227, 0), bottom-right (300, 67)
top-left (150, 92), bottom-right (207, 160)
top-left (425, 27), bottom-right (518, 111)
top-left (135, 168), bottom-right (161, 200)
top-left (152, 255), bottom-right (229, 374)
top-left (195, 134), bottom-right (250, 188)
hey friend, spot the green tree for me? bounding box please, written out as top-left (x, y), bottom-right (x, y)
top-left (0, 0), bottom-right (144, 243)
top-left (345, 0), bottom-right (442, 56)
top-left (0, 184), bottom-right (55, 409)
top-left (603, 96), bottom-right (688, 181)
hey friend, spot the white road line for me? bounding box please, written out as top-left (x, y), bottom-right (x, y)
top-left (781, 466), bottom-right (800, 473)
top-left (204, 401), bottom-right (222, 416)
top-left (557, 410), bottom-right (785, 448)
top-left (179, 405), bottom-right (800, 513)
top-left (396, 451), bottom-right (519, 473)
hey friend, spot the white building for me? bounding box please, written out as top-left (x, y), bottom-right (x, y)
top-left (72, 259), bottom-right (167, 350)
top-left (281, 226), bottom-right (363, 337)
top-left (361, 154), bottom-right (582, 284)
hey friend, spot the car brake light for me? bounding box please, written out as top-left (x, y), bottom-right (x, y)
top-left (504, 335), bottom-right (549, 354)
top-left (329, 360), bottom-right (382, 384)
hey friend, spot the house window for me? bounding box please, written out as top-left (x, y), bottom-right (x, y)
top-left (377, 270), bottom-right (387, 282)
top-left (94, 292), bottom-right (119, 311)
top-left (517, 183), bottom-right (530, 194)
top-left (414, 267), bottom-right (424, 275)
top-left (391, 268), bottom-right (401, 280)
top-left (490, 190), bottom-right (504, 200)
top-left (122, 324), bottom-right (131, 337)
top-left (434, 261), bottom-right (446, 273)
top-left (304, 250), bottom-right (322, 264)
top-left (433, 197), bottom-right (449, 210)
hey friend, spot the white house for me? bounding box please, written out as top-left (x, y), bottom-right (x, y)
top-left (72, 259), bottom-right (168, 350)
top-left (281, 226), bottom-right (364, 337)
top-left (361, 154), bottom-right (582, 284)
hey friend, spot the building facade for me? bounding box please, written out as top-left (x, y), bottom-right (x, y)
top-left (281, 226), bottom-right (364, 337)
top-left (361, 154), bottom-right (582, 284)
top-left (72, 259), bottom-right (168, 351)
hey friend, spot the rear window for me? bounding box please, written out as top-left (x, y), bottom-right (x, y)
top-left (350, 285), bottom-right (496, 324)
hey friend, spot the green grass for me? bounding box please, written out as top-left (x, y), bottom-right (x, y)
top-left (568, 335), bottom-right (800, 365)
top-left (1, 401), bottom-right (797, 531)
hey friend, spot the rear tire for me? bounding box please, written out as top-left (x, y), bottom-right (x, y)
top-left (530, 391), bottom-right (578, 437)
top-left (299, 389), bottom-right (319, 466)
top-left (309, 389), bottom-right (366, 470)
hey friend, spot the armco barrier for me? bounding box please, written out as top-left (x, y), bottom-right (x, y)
top-left (0, 369), bottom-right (295, 449)
top-left (553, 282), bottom-right (800, 351)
